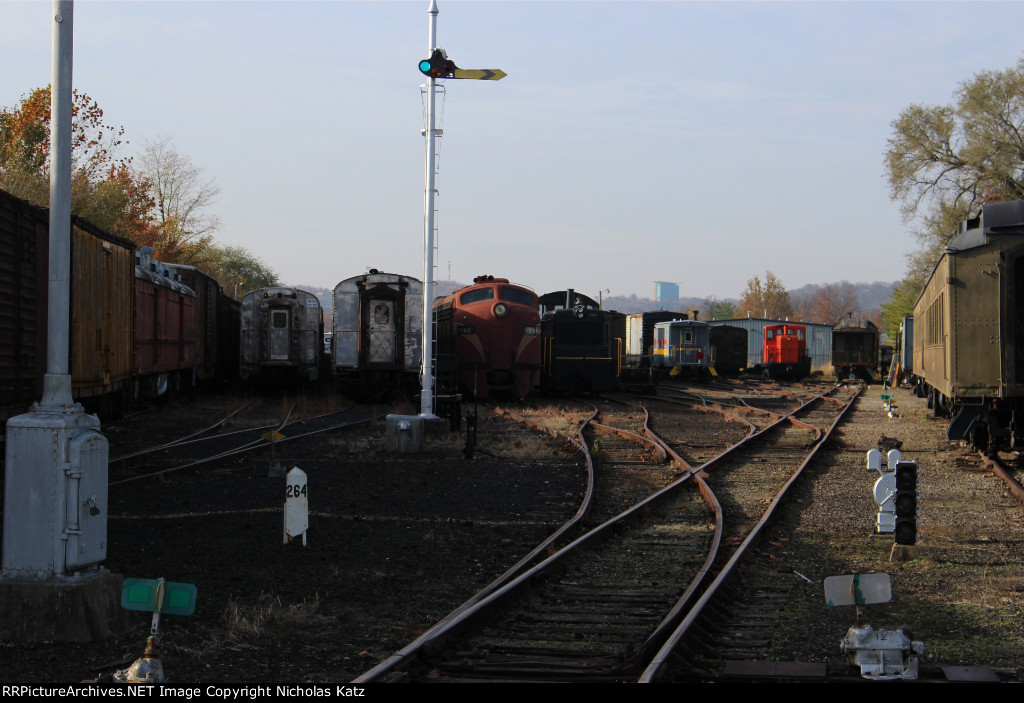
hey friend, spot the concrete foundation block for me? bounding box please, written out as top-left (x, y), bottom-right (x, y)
top-left (385, 414), bottom-right (424, 453)
top-left (0, 571), bottom-right (133, 642)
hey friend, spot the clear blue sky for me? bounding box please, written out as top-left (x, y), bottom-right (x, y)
top-left (4, 1), bottom-right (1024, 303)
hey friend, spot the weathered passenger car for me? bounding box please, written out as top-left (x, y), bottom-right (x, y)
top-left (433, 275), bottom-right (540, 400)
top-left (831, 317), bottom-right (879, 381)
top-left (912, 199), bottom-right (1024, 451)
top-left (331, 270), bottom-right (423, 388)
top-left (240, 287), bottom-right (324, 382)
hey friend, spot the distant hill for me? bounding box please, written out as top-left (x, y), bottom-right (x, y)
top-left (789, 280), bottom-right (894, 313)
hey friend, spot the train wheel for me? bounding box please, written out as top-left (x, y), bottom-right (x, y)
top-left (970, 422), bottom-right (989, 453)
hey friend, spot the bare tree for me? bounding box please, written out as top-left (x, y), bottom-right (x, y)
top-left (136, 135), bottom-right (220, 263)
top-left (812, 282), bottom-right (860, 326)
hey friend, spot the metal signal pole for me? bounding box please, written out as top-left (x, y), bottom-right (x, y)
top-left (420, 0), bottom-right (440, 418)
top-left (417, 1), bottom-right (505, 418)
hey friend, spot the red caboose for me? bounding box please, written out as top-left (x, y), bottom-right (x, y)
top-left (433, 275), bottom-right (541, 400)
top-left (762, 323), bottom-right (811, 379)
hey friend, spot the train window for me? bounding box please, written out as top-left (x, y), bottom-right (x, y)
top-left (797, 329), bottom-right (804, 341)
top-left (273, 311), bottom-right (288, 328)
top-left (498, 287), bottom-right (535, 306)
top-left (461, 288), bottom-right (494, 305)
top-left (684, 331), bottom-right (693, 343)
top-left (766, 329), bottom-right (775, 340)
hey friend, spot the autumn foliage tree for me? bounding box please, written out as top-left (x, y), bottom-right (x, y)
top-left (0, 86), bottom-right (155, 238)
top-left (738, 271), bottom-right (793, 320)
top-left (2, 87), bottom-right (277, 283)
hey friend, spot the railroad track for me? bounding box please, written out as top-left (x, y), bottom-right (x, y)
top-left (109, 402), bottom-right (383, 487)
top-left (355, 384), bottom-right (858, 682)
top-left (639, 385), bottom-right (859, 682)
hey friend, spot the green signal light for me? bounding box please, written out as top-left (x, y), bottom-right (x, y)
top-left (419, 60), bottom-right (432, 73)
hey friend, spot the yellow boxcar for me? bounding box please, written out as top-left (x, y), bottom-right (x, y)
top-left (69, 217), bottom-right (135, 402)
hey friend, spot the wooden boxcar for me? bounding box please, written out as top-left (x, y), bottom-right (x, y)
top-left (0, 189), bottom-right (48, 424)
top-left (1, 189), bottom-right (135, 421)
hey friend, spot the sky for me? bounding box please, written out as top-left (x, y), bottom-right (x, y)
top-left (3, 0), bottom-right (1024, 303)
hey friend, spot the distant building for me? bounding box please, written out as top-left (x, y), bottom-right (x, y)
top-left (653, 281), bottom-right (679, 302)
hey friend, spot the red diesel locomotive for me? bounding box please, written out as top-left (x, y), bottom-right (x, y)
top-left (433, 275), bottom-right (541, 400)
top-left (762, 323), bottom-right (811, 379)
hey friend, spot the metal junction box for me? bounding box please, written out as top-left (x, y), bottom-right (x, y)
top-left (3, 409), bottom-right (108, 579)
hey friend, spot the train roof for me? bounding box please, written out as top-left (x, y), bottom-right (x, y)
top-left (833, 317), bottom-right (877, 332)
top-left (538, 290), bottom-right (600, 312)
top-left (946, 199), bottom-right (1024, 253)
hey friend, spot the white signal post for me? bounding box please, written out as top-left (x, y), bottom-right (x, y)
top-left (420, 0), bottom-right (440, 418)
top-left (418, 0), bottom-right (504, 418)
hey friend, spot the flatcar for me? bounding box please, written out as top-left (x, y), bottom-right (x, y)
top-left (331, 270), bottom-right (424, 390)
top-left (538, 290), bottom-right (622, 394)
top-left (761, 323), bottom-right (811, 379)
top-left (912, 199), bottom-right (1024, 452)
top-left (709, 324), bottom-right (748, 376)
top-left (240, 287), bottom-right (324, 383)
top-left (433, 275), bottom-right (540, 400)
top-left (832, 317), bottom-right (879, 382)
top-left (652, 319), bottom-right (712, 379)
top-left (133, 247), bottom-right (196, 398)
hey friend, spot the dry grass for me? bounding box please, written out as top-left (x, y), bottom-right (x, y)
top-left (223, 592), bottom-right (325, 642)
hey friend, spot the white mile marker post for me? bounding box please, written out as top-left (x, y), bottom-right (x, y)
top-left (284, 467), bottom-right (308, 546)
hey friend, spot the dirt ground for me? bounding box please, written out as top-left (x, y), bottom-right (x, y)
top-left (1, 383), bottom-right (1023, 682)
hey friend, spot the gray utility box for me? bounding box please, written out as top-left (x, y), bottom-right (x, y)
top-left (3, 409), bottom-right (108, 578)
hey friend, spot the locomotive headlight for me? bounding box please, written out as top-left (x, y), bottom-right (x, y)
top-left (494, 303), bottom-right (508, 318)
top-left (524, 326), bottom-right (540, 335)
